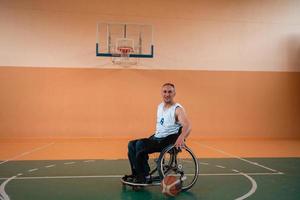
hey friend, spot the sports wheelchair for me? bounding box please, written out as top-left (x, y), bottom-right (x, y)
top-left (122, 144), bottom-right (199, 191)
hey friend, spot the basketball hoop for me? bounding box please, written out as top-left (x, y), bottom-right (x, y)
top-left (111, 39), bottom-right (138, 66)
top-left (96, 23), bottom-right (154, 65)
top-left (118, 46), bottom-right (134, 55)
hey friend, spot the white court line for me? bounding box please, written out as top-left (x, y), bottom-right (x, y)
top-left (215, 165), bottom-right (226, 169)
top-left (45, 164), bottom-right (56, 168)
top-left (0, 143), bottom-right (55, 165)
top-left (28, 168), bottom-right (38, 172)
top-left (0, 172), bottom-right (283, 180)
top-left (64, 162), bottom-right (75, 165)
top-left (0, 176), bottom-right (16, 200)
top-left (235, 172), bottom-right (257, 200)
top-left (0, 142), bottom-right (54, 200)
top-left (195, 142), bottom-right (282, 173)
top-left (199, 162), bottom-right (209, 165)
top-left (197, 172), bottom-right (283, 176)
top-left (83, 160), bottom-right (95, 163)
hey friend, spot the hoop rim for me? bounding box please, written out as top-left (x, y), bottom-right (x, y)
top-left (117, 46), bottom-right (134, 54)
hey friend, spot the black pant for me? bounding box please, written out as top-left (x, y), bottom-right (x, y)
top-left (127, 130), bottom-right (181, 180)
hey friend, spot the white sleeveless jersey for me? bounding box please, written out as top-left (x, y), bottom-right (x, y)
top-left (154, 102), bottom-right (183, 138)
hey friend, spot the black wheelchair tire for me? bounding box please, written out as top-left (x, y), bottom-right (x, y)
top-left (157, 144), bottom-right (199, 191)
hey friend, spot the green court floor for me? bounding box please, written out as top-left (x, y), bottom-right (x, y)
top-left (0, 158), bottom-right (299, 200)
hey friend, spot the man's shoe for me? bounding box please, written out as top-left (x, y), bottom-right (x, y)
top-left (132, 175), bottom-right (152, 184)
top-left (145, 175), bottom-right (152, 184)
top-left (122, 174), bottom-right (136, 182)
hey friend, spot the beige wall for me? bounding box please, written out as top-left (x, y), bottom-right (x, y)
top-left (0, 0), bottom-right (300, 71)
top-left (0, 1), bottom-right (299, 139)
top-left (0, 67), bottom-right (299, 139)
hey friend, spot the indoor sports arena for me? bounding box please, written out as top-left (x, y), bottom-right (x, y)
top-left (0, 0), bottom-right (300, 199)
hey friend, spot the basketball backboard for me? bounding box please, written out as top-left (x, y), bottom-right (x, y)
top-left (96, 22), bottom-right (154, 63)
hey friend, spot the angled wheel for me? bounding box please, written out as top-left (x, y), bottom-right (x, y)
top-left (157, 145), bottom-right (199, 191)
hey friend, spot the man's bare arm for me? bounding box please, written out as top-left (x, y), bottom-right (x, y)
top-left (175, 107), bottom-right (192, 148)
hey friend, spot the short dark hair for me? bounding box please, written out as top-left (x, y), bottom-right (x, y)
top-left (162, 83), bottom-right (175, 89)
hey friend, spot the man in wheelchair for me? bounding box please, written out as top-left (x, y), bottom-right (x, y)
top-left (123, 83), bottom-right (192, 184)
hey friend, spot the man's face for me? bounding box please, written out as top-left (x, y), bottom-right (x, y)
top-left (161, 85), bottom-right (176, 104)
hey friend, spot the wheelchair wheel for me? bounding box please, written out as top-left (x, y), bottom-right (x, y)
top-left (157, 145), bottom-right (199, 191)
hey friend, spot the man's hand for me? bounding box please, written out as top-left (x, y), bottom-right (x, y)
top-left (175, 134), bottom-right (185, 149)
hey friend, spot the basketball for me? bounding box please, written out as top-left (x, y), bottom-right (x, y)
top-left (161, 175), bottom-right (182, 197)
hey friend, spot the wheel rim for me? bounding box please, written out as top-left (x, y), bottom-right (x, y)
top-left (159, 145), bottom-right (199, 191)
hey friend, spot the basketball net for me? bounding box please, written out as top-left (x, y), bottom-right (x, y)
top-left (111, 39), bottom-right (138, 66)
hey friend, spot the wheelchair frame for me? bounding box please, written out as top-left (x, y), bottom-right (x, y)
top-left (122, 144), bottom-right (199, 192)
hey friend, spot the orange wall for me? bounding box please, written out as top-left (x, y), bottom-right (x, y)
top-left (0, 67), bottom-right (299, 139)
top-left (1, 1), bottom-right (299, 139)
top-left (0, 0), bottom-right (299, 71)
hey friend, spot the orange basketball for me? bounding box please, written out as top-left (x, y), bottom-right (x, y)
top-left (161, 175), bottom-right (182, 197)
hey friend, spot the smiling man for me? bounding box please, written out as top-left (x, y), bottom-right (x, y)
top-left (123, 83), bottom-right (192, 184)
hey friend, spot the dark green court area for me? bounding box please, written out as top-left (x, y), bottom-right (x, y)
top-left (1, 158), bottom-right (299, 200)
